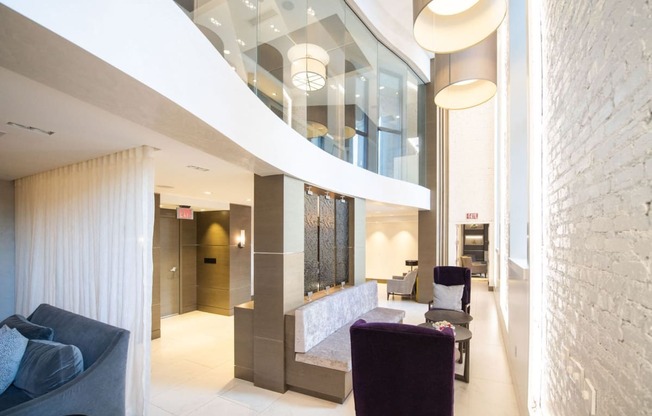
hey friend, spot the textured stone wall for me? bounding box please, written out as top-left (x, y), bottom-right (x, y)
top-left (542, 1), bottom-right (652, 414)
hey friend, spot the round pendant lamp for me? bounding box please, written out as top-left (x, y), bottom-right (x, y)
top-left (413, 0), bottom-right (506, 53)
top-left (288, 43), bottom-right (330, 91)
top-left (433, 31), bottom-right (497, 110)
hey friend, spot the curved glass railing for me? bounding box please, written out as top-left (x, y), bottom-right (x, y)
top-left (174, 0), bottom-right (425, 185)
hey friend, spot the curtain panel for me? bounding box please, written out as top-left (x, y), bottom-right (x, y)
top-left (15, 146), bottom-right (154, 416)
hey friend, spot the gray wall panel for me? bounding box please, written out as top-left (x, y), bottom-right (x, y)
top-left (0, 180), bottom-right (15, 320)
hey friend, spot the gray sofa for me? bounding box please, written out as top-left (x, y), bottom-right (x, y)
top-left (0, 304), bottom-right (130, 416)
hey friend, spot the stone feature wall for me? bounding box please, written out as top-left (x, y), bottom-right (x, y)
top-left (542, 1), bottom-right (651, 415)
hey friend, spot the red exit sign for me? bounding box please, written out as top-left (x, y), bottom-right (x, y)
top-left (176, 206), bottom-right (194, 220)
top-left (466, 213), bottom-right (478, 220)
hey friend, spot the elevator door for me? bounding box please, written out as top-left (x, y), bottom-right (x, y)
top-left (160, 214), bottom-right (180, 317)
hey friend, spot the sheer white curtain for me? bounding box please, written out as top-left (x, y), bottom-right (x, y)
top-left (15, 146), bottom-right (154, 416)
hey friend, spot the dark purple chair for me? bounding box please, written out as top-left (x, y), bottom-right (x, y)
top-left (350, 320), bottom-right (455, 416)
top-left (429, 266), bottom-right (472, 313)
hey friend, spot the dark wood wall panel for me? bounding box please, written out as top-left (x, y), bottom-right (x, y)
top-left (196, 211), bottom-right (230, 314)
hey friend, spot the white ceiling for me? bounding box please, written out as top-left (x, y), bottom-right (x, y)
top-left (0, 65), bottom-right (254, 211)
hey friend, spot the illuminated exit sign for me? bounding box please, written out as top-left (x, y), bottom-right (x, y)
top-left (176, 206), bottom-right (194, 220)
top-left (466, 213), bottom-right (478, 220)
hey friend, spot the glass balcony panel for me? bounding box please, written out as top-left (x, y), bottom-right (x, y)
top-left (174, 0), bottom-right (424, 185)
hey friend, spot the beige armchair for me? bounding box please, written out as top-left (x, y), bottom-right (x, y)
top-left (460, 256), bottom-right (487, 277)
top-left (387, 269), bottom-right (418, 300)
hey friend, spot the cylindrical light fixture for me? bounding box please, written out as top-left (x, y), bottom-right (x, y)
top-left (433, 31), bottom-right (497, 110)
top-left (413, 0), bottom-right (506, 53)
top-left (288, 43), bottom-right (330, 91)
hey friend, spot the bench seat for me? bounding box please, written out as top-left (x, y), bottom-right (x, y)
top-left (295, 307), bottom-right (405, 371)
top-left (285, 282), bottom-right (406, 403)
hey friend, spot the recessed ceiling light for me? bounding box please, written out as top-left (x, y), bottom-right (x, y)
top-left (224, 49), bottom-right (231, 55)
top-left (355, 94), bottom-right (360, 98)
top-left (6, 121), bottom-right (54, 136)
top-left (203, 191), bottom-right (212, 195)
top-left (379, 86), bottom-right (385, 90)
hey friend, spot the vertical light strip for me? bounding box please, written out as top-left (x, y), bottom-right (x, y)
top-left (497, 8), bottom-right (510, 326)
top-left (527, 0), bottom-right (544, 412)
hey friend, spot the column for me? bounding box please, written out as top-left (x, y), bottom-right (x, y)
top-left (252, 174), bottom-right (304, 392)
top-left (349, 197), bottom-right (366, 286)
top-left (418, 58), bottom-right (449, 303)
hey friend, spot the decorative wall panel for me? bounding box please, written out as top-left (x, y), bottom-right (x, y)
top-left (319, 196), bottom-right (336, 289)
top-left (304, 194), bottom-right (319, 293)
top-left (335, 200), bottom-right (349, 285)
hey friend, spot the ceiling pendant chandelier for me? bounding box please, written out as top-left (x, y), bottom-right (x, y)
top-left (413, 0), bottom-right (506, 53)
top-left (288, 43), bottom-right (330, 91)
top-left (433, 31), bottom-right (497, 109)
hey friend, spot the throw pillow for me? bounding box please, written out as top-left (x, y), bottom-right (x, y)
top-left (14, 340), bottom-right (84, 398)
top-left (0, 314), bottom-right (54, 341)
top-left (0, 325), bottom-right (29, 394)
top-left (432, 283), bottom-right (464, 311)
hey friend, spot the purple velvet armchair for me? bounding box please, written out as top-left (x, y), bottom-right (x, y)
top-left (350, 320), bottom-right (456, 416)
top-left (429, 266), bottom-right (472, 313)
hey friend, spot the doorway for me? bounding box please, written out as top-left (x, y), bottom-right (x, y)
top-left (454, 223), bottom-right (490, 278)
top-left (160, 211), bottom-right (180, 317)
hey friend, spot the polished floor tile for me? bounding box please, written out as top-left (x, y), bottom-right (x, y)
top-left (150, 279), bottom-right (521, 415)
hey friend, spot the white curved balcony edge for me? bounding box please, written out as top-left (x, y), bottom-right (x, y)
top-left (3, 0), bottom-right (430, 209)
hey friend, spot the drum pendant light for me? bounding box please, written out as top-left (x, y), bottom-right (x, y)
top-left (288, 43), bottom-right (330, 91)
top-left (433, 31), bottom-right (497, 110)
top-left (413, 0), bottom-right (506, 53)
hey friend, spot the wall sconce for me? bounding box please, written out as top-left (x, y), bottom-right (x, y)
top-left (433, 31), bottom-right (497, 109)
top-left (237, 229), bottom-right (246, 248)
top-left (413, 0), bottom-right (506, 53)
top-left (288, 43), bottom-right (330, 91)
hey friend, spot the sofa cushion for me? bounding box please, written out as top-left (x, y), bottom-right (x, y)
top-left (432, 283), bottom-right (464, 311)
top-left (0, 325), bottom-right (29, 394)
top-left (0, 384), bottom-right (32, 412)
top-left (13, 340), bottom-right (84, 398)
top-left (0, 314), bottom-right (54, 341)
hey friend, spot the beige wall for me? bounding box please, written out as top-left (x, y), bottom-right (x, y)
top-left (366, 216), bottom-right (419, 279)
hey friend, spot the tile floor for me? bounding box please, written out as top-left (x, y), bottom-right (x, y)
top-left (150, 279), bottom-right (521, 415)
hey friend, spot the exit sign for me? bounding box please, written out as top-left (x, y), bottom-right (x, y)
top-left (466, 213), bottom-right (478, 220)
top-left (176, 206), bottom-right (194, 220)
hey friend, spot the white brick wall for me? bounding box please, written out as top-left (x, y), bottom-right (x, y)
top-left (542, 1), bottom-right (651, 415)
